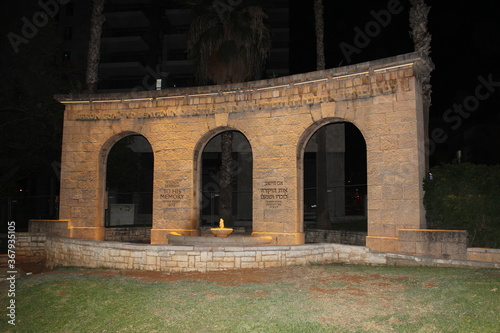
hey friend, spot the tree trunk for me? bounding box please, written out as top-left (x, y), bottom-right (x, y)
top-left (219, 131), bottom-right (234, 227)
top-left (314, 0), bottom-right (328, 228)
top-left (409, 0), bottom-right (432, 107)
top-left (314, 0), bottom-right (325, 71)
top-left (410, 0), bottom-right (433, 171)
top-left (85, 0), bottom-right (106, 93)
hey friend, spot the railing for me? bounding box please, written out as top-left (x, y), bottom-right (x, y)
top-left (304, 184), bottom-right (367, 223)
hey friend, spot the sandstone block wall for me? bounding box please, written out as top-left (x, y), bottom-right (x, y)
top-left (29, 220), bottom-right (70, 237)
top-left (398, 229), bottom-right (468, 260)
top-left (7, 234), bottom-right (497, 271)
top-left (14, 233), bottom-right (47, 263)
top-left (467, 248), bottom-right (500, 263)
top-left (45, 236), bottom-right (387, 272)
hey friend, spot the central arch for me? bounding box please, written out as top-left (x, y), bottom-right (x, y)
top-left (194, 128), bottom-right (253, 232)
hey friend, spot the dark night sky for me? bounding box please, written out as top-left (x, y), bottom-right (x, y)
top-left (1, 0), bottom-right (500, 168)
top-left (290, 0), bottom-right (500, 165)
top-left (0, 0), bottom-right (499, 226)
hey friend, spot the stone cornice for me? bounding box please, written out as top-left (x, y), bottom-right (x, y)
top-left (55, 52), bottom-right (427, 105)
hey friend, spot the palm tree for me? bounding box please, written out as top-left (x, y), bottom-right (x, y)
top-left (85, 0), bottom-right (106, 92)
top-left (410, 0), bottom-right (432, 106)
top-left (313, 0), bottom-right (332, 229)
top-left (314, 0), bottom-right (325, 71)
top-left (409, 0), bottom-right (433, 170)
top-left (187, 1), bottom-right (271, 85)
top-left (187, 0), bottom-right (272, 227)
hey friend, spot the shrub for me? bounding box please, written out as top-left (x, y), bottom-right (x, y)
top-left (423, 163), bottom-right (500, 248)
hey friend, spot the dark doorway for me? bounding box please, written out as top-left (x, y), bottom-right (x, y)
top-left (105, 135), bottom-right (153, 227)
top-left (304, 122), bottom-right (367, 231)
top-left (200, 131), bottom-right (253, 230)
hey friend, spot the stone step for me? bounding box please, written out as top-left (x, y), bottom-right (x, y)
top-left (167, 234), bottom-right (273, 247)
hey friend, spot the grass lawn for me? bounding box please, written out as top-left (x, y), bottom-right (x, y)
top-left (1, 264), bottom-right (499, 332)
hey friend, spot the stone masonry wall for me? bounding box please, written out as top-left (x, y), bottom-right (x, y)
top-left (398, 229), bottom-right (468, 260)
top-left (29, 220), bottom-right (70, 237)
top-left (15, 233), bottom-right (47, 263)
top-left (467, 248), bottom-right (500, 263)
top-left (45, 236), bottom-right (387, 272)
top-left (8, 235), bottom-right (497, 271)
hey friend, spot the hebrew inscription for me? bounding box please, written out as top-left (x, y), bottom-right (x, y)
top-left (260, 180), bottom-right (289, 209)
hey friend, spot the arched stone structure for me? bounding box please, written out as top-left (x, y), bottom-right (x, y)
top-left (104, 134), bottom-right (153, 230)
top-left (56, 53), bottom-right (431, 251)
top-left (300, 120), bottom-right (367, 229)
top-left (196, 129), bottom-right (253, 228)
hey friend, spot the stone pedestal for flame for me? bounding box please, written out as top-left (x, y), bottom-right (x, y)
top-left (210, 218), bottom-right (233, 237)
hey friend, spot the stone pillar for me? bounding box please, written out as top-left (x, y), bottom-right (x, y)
top-left (251, 138), bottom-right (304, 245)
top-left (150, 149), bottom-right (199, 244)
top-left (365, 75), bottom-right (427, 253)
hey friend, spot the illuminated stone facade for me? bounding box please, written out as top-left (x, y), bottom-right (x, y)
top-left (55, 53), bottom-right (431, 252)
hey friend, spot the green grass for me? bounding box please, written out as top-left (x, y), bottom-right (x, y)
top-left (1, 265), bottom-right (499, 332)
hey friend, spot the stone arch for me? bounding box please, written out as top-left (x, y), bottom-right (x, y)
top-left (297, 118), bottom-right (368, 236)
top-left (56, 53), bottom-right (429, 250)
top-left (194, 127), bottom-right (253, 231)
top-left (98, 131), bottom-right (154, 242)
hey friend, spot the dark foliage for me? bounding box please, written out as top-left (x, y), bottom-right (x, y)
top-left (423, 163), bottom-right (500, 248)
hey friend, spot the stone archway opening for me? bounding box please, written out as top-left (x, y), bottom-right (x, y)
top-left (200, 130), bottom-right (253, 232)
top-left (104, 134), bottom-right (153, 243)
top-left (303, 122), bottom-right (367, 240)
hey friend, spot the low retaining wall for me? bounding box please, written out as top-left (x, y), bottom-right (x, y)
top-left (14, 233), bottom-right (47, 263)
top-left (45, 236), bottom-right (387, 272)
top-left (398, 229), bottom-right (468, 260)
top-left (385, 253), bottom-right (500, 269)
top-left (305, 229), bottom-right (366, 246)
top-left (6, 234), bottom-right (497, 272)
top-left (467, 248), bottom-right (500, 263)
top-left (29, 220), bottom-right (69, 237)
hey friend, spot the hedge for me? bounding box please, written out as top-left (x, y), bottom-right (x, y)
top-left (423, 163), bottom-right (500, 248)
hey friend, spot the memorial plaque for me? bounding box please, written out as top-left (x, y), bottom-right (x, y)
top-left (160, 180), bottom-right (185, 207)
top-left (260, 179), bottom-right (289, 209)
